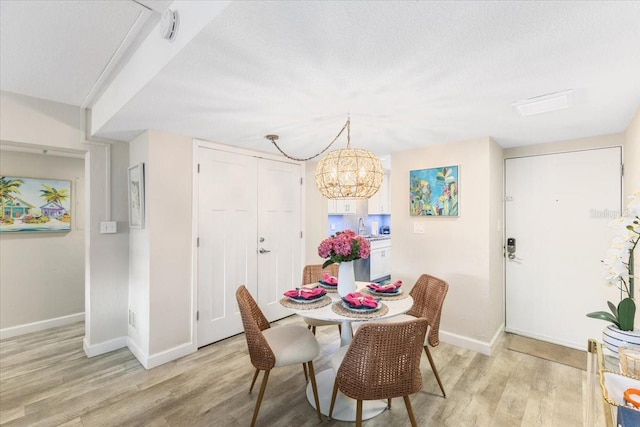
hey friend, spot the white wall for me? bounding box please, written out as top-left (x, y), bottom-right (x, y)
top-left (624, 108), bottom-right (640, 198)
top-left (304, 161), bottom-right (329, 266)
top-left (128, 130), bottom-right (194, 368)
top-left (0, 150), bottom-right (85, 336)
top-left (0, 90), bottom-right (130, 355)
top-left (624, 108), bottom-right (640, 325)
top-left (84, 142), bottom-right (130, 353)
top-left (0, 91), bottom-right (85, 151)
top-left (128, 132), bottom-right (150, 358)
top-left (391, 137), bottom-right (502, 354)
top-left (147, 130), bottom-right (192, 358)
top-left (488, 139), bottom-right (505, 338)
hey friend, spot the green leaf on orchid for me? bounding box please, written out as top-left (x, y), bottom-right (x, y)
top-left (586, 311), bottom-right (621, 328)
top-left (618, 298), bottom-right (636, 331)
top-left (608, 301), bottom-right (618, 318)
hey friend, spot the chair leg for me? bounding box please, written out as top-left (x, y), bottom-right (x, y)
top-left (302, 363), bottom-right (309, 383)
top-left (249, 368), bottom-right (260, 393)
top-left (251, 369), bottom-right (270, 427)
top-left (307, 361), bottom-right (322, 421)
top-left (328, 377), bottom-right (339, 420)
top-left (356, 400), bottom-right (363, 427)
top-left (387, 398), bottom-right (392, 409)
top-left (403, 395), bottom-right (418, 427)
top-left (312, 326), bottom-right (317, 335)
top-left (337, 324), bottom-right (342, 334)
top-left (424, 345), bottom-right (446, 397)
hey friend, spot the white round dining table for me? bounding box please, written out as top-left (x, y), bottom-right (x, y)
top-left (281, 281), bottom-right (414, 422)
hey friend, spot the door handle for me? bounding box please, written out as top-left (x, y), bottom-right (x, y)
top-left (259, 248), bottom-right (271, 254)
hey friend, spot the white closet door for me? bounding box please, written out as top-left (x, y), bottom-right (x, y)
top-left (197, 147), bottom-right (258, 346)
top-left (256, 158), bottom-right (303, 321)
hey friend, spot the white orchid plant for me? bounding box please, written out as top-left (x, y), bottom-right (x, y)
top-left (587, 191), bottom-right (640, 331)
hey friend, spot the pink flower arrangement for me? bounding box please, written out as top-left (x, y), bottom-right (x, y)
top-left (318, 229), bottom-right (371, 268)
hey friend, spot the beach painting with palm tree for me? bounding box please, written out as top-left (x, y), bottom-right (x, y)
top-left (0, 176), bottom-right (71, 232)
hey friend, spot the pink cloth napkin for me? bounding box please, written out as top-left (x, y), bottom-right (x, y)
top-left (368, 280), bottom-right (402, 293)
top-left (284, 287), bottom-right (326, 299)
top-left (321, 273), bottom-right (338, 285)
top-left (344, 292), bottom-right (378, 308)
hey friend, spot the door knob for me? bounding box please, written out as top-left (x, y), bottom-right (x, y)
top-left (259, 248), bottom-right (271, 254)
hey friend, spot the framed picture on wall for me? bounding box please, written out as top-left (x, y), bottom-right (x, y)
top-left (409, 165), bottom-right (459, 217)
top-left (128, 163), bottom-right (145, 228)
top-left (0, 176), bottom-right (72, 232)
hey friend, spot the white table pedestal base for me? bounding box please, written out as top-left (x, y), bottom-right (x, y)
top-left (306, 369), bottom-right (388, 421)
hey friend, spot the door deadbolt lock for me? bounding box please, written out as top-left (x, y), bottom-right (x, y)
top-left (507, 238), bottom-right (516, 259)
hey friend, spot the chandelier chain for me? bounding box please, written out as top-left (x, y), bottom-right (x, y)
top-left (268, 118), bottom-right (351, 162)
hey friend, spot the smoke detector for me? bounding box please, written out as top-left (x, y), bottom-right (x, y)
top-left (159, 8), bottom-right (179, 41)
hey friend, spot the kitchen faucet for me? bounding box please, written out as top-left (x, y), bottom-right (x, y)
top-left (358, 217), bottom-right (366, 235)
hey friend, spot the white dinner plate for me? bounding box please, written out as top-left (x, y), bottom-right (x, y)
top-left (367, 287), bottom-right (403, 296)
top-left (287, 295), bottom-right (326, 304)
top-left (341, 300), bottom-right (381, 313)
top-left (318, 281), bottom-right (338, 289)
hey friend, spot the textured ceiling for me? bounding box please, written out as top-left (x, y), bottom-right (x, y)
top-left (2, 1), bottom-right (639, 157)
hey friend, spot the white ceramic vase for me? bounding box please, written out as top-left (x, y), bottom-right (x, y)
top-left (338, 261), bottom-right (357, 298)
top-left (602, 324), bottom-right (640, 354)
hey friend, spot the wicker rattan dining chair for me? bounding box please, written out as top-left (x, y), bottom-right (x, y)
top-left (301, 263), bottom-right (342, 335)
top-left (384, 274), bottom-right (449, 397)
top-left (236, 285), bottom-right (322, 427)
top-left (328, 318), bottom-right (429, 427)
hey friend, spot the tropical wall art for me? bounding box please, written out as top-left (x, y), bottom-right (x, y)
top-left (0, 176), bottom-right (72, 232)
top-left (409, 165), bottom-right (459, 217)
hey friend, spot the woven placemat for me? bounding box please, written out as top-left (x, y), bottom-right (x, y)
top-left (279, 295), bottom-right (332, 310)
top-left (331, 301), bottom-right (389, 319)
top-left (359, 288), bottom-right (409, 301)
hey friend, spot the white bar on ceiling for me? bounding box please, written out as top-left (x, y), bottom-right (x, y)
top-left (90, 1), bottom-right (231, 135)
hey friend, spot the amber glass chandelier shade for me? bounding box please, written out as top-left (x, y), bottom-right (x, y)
top-left (315, 148), bottom-right (384, 199)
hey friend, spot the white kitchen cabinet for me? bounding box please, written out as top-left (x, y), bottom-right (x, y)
top-left (328, 199), bottom-right (357, 214)
top-left (369, 239), bottom-right (391, 281)
top-left (368, 171), bottom-right (391, 214)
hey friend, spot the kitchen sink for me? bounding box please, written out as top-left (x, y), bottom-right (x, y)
top-left (361, 235), bottom-right (391, 241)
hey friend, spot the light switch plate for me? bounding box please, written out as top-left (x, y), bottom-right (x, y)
top-left (100, 221), bottom-right (117, 234)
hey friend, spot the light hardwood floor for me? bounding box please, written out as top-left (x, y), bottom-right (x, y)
top-left (1, 317), bottom-right (586, 426)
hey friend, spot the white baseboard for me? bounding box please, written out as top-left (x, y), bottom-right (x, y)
top-left (439, 324), bottom-right (504, 356)
top-left (126, 337), bottom-right (148, 368)
top-left (504, 326), bottom-right (584, 351)
top-left (146, 342), bottom-right (196, 369)
top-left (126, 338), bottom-right (195, 370)
top-left (0, 312), bottom-right (85, 340)
top-left (83, 335), bottom-right (128, 358)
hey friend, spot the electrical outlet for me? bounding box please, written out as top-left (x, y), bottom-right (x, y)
top-left (100, 221), bottom-right (117, 234)
top-left (413, 222), bottom-right (425, 234)
top-left (330, 223), bottom-right (336, 231)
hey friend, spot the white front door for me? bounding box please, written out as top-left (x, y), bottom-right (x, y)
top-left (197, 147), bottom-right (258, 346)
top-left (196, 146), bottom-right (303, 347)
top-left (256, 158), bottom-right (302, 321)
top-left (505, 147), bottom-right (622, 349)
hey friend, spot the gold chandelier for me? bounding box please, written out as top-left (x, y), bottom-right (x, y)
top-left (266, 117), bottom-right (383, 200)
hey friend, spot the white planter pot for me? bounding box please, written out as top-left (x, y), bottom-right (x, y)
top-left (337, 261), bottom-right (356, 298)
top-left (602, 325), bottom-right (640, 354)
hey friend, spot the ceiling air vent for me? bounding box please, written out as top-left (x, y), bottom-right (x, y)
top-left (512, 90), bottom-right (573, 117)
